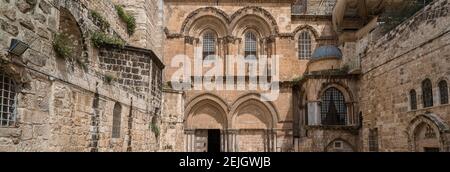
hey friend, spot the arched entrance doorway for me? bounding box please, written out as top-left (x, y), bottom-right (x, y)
top-left (413, 123), bottom-right (440, 152)
top-left (230, 94), bottom-right (279, 152)
top-left (408, 114), bottom-right (450, 152)
top-left (184, 95), bottom-right (228, 152)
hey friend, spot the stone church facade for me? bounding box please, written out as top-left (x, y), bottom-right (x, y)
top-left (0, 0), bottom-right (449, 152)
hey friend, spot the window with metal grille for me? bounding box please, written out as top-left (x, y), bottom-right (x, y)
top-left (202, 31), bottom-right (216, 59)
top-left (0, 72), bottom-right (18, 128)
top-left (422, 79), bottom-right (433, 108)
top-left (368, 128), bottom-right (379, 152)
top-left (439, 80), bottom-right (448, 105)
top-left (292, 0), bottom-right (307, 15)
top-left (298, 31), bottom-right (312, 59)
top-left (410, 89), bottom-right (417, 110)
top-left (245, 32), bottom-right (257, 59)
top-left (112, 102), bottom-right (122, 138)
top-left (320, 87), bottom-right (347, 125)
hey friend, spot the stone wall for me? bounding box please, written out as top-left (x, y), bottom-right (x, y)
top-left (98, 46), bottom-right (163, 102)
top-left (357, 0), bottom-right (450, 152)
top-left (0, 0), bottom-right (163, 152)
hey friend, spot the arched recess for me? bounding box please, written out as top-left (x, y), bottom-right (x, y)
top-left (407, 114), bottom-right (450, 152)
top-left (325, 138), bottom-right (355, 152)
top-left (230, 6), bottom-right (279, 36)
top-left (184, 94), bottom-right (229, 129)
top-left (180, 7), bottom-right (230, 37)
top-left (59, 0), bottom-right (91, 48)
top-left (229, 93), bottom-right (279, 129)
top-left (229, 93), bottom-right (279, 152)
top-left (59, 7), bottom-right (84, 59)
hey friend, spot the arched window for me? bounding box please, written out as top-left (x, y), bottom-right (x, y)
top-left (0, 71), bottom-right (18, 128)
top-left (439, 80), bottom-right (448, 105)
top-left (422, 79), bottom-right (433, 108)
top-left (244, 32), bottom-right (257, 58)
top-left (112, 102), bottom-right (122, 138)
top-left (298, 31), bottom-right (312, 59)
top-left (202, 31), bottom-right (216, 59)
top-left (410, 89), bottom-right (417, 110)
top-left (320, 87), bottom-right (347, 125)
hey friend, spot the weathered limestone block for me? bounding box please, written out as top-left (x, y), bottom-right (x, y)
top-left (39, 0), bottom-right (51, 14)
top-left (16, 0), bottom-right (34, 13)
top-left (0, 18), bottom-right (19, 36)
top-left (19, 17), bottom-right (35, 31)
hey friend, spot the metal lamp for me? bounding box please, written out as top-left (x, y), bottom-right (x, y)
top-left (8, 39), bottom-right (30, 56)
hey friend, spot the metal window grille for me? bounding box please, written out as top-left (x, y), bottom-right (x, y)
top-left (320, 87), bottom-right (347, 125)
top-left (203, 32), bottom-right (216, 59)
top-left (368, 128), bottom-right (379, 152)
top-left (410, 89), bottom-right (417, 110)
top-left (439, 80), bottom-right (448, 105)
top-left (298, 31), bottom-right (312, 59)
top-left (422, 79), bottom-right (433, 108)
top-left (0, 72), bottom-right (18, 128)
top-left (112, 102), bottom-right (122, 138)
top-left (245, 32), bottom-right (257, 58)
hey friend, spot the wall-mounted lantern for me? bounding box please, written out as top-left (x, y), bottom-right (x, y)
top-left (8, 39), bottom-right (30, 56)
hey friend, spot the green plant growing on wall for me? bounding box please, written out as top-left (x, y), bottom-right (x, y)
top-left (90, 10), bottom-right (110, 31)
top-left (91, 31), bottom-right (126, 48)
top-left (115, 5), bottom-right (136, 35)
top-left (53, 33), bottom-right (88, 70)
top-left (104, 73), bottom-right (117, 84)
top-left (379, 0), bottom-right (432, 33)
top-left (292, 76), bottom-right (304, 85)
top-left (75, 58), bottom-right (88, 71)
top-left (340, 64), bottom-right (350, 73)
top-left (53, 33), bottom-right (73, 60)
top-left (150, 122), bottom-right (160, 138)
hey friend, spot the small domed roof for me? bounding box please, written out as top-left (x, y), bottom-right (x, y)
top-left (311, 45), bottom-right (342, 59)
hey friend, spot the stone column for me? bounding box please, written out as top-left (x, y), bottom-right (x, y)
top-left (185, 129), bottom-right (195, 152)
top-left (346, 102), bottom-right (354, 125)
top-left (227, 129), bottom-right (238, 152)
top-left (307, 101), bottom-right (321, 125)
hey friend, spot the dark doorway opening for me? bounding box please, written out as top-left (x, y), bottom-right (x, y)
top-left (208, 129), bottom-right (221, 152)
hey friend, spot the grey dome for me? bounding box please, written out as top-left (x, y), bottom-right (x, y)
top-left (311, 45), bottom-right (342, 59)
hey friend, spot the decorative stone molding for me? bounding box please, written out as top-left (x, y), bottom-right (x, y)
top-left (407, 113), bottom-right (450, 151)
top-left (230, 6), bottom-right (280, 35)
top-left (180, 7), bottom-right (231, 35)
top-left (164, 27), bottom-right (183, 39)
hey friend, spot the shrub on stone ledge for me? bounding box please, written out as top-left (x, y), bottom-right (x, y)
top-left (115, 5), bottom-right (136, 35)
top-left (91, 31), bottom-right (125, 48)
top-left (53, 33), bottom-right (73, 60)
top-left (90, 10), bottom-right (110, 31)
top-left (104, 73), bottom-right (117, 84)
